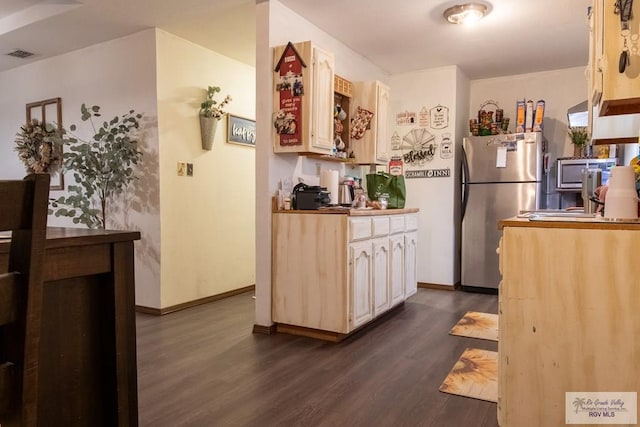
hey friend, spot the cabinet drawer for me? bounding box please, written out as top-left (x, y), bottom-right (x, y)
top-left (405, 214), bottom-right (418, 231)
top-left (372, 216), bottom-right (389, 237)
top-left (349, 218), bottom-right (372, 241)
top-left (389, 215), bottom-right (405, 234)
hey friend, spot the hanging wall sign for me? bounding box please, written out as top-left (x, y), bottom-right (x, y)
top-left (440, 133), bottom-right (453, 159)
top-left (418, 107), bottom-right (429, 127)
top-left (405, 168), bottom-right (451, 179)
top-left (430, 105), bottom-right (449, 129)
top-left (391, 131), bottom-right (401, 151)
top-left (388, 156), bottom-right (404, 176)
top-left (396, 110), bottom-right (416, 125)
top-left (274, 42), bottom-right (306, 146)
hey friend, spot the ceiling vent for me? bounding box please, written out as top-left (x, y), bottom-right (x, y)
top-left (6, 49), bottom-right (35, 59)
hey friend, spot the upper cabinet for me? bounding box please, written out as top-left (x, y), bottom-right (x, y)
top-left (351, 80), bottom-right (391, 164)
top-left (273, 41), bottom-right (335, 154)
top-left (590, 0), bottom-right (640, 116)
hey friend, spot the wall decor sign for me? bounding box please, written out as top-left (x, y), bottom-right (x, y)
top-left (390, 131), bottom-right (401, 151)
top-left (396, 110), bottom-right (416, 125)
top-left (418, 107), bottom-right (429, 127)
top-left (405, 168), bottom-right (451, 179)
top-left (26, 97), bottom-right (64, 190)
top-left (273, 41), bottom-right (305, 146)
top-left (440, 133), bottom-right (453, 159)
top-left (227, 114), bottom-right (256, 147)
top-left (430, 105), bottom-right (449, 129)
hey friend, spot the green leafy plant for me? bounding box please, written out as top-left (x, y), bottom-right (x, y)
top-left (199, 86), bottom-right (232, 118)
top-left (49, 104), bottom-right (143, 229)
top-left (568, 126), bottom-right (589, 147)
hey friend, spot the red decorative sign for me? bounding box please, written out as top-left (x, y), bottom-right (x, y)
top-left (274, 42), bottom-right (306, 146)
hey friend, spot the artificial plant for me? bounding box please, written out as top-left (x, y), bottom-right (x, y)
top-left (49, 104), bottom-right (143, 229)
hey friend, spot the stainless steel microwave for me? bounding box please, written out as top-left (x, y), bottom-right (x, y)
top-left (556, 157), bottom-right (618, 190)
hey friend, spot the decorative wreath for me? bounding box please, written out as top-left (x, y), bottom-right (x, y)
top-left (14, 118), bottom-right (61, 174)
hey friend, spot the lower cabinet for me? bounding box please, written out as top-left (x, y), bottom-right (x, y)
top-left (389, 233), bottom-right (405, 307)
top-left (372, 237), bottom-right (390, 317)
top-left (349, 240), bottom-right (373, 328)
top-left (272, 211), bottom-right (419, 338)
top-left (404, 231), bottom-right (418, 297)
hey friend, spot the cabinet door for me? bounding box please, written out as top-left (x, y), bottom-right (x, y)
top-left (349, 241), bottom-right (373, 329)
top-left (404, 231), bottom-right (418, 298)
top-left (389, 234), bottom-right (405, 307)
top-left (375, 83), bottom-right (390, 163)
top-left (311, 46), bottom-right (335, 151)
top-left (372, 237), bottom-right (390, 316)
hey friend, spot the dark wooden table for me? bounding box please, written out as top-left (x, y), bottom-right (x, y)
top-left (0, 227), bottom-right (141, 426)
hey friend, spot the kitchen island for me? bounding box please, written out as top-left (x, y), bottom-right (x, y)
top-left (498, 216), bottom-right (640, 426)
top-left (0, 227), bottom-right (140, 426)
top-left (272, 208), bottom-right (418, 341)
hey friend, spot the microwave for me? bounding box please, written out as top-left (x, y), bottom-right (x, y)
top-left (556, 157), bottom-right (618, 190)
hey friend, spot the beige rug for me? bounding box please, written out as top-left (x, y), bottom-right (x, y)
top-left (449, 311), bottom-right (498, 342)
top-left (439, 348), bottom-right (498, 403)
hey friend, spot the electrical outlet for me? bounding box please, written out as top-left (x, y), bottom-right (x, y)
top-left (186, 163), bottom-right (193, 176)
top-left (177, 162), bottom-right (186, 176)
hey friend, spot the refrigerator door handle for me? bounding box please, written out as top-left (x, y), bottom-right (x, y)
top-left (461, 146), bottom-right (470, 220)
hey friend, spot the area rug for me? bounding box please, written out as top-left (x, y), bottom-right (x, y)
top-left (439, 348), bottom-right (498, 403)
top-left (449, 311), bottom-right (498, 342)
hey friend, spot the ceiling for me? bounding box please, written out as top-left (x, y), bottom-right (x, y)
top-left (0, 0), bottom-right (592, 79)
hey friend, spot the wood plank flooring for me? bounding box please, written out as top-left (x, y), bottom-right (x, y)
top-left (136, 289), bottom-right (499, 427)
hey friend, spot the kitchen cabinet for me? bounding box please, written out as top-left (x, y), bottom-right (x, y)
top-left (351, 80), bottom-right (391, 164)
top-left (349, 240), bottom-right (373, 328)
top-left (404, 231), bottom-right (418, 297)
top-left (372, 237), bottom-right (390, 316)
top-left (389, 233), bottom-right (405, 307)
top-left (589, 0), bottom-right (640, 116)
top-left (272, 209), bottom-right (419, 341)
top-left (498, 217), bottom-right (640, 426)
top-left (273, 41), bottom-right (335, 154)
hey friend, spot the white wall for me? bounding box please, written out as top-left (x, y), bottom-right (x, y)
top-left (0, 28), bottom-right (258, 311)
top-left (388, 66), bottom-right (467, 286)
top-left (469, 66), bottom-right (588, 163)
top-left (0, 29), bottom-right (161, 307)
top-left (155, 29), bottom-right (256, 308)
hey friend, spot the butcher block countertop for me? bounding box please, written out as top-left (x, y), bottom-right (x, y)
top-left (274, 207), bottom-right (419, 216)
top-left (499, 215), bottom-right (640, 231)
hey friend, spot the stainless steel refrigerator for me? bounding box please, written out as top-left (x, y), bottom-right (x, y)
top-left (461, 132), bottom-right (543, 290)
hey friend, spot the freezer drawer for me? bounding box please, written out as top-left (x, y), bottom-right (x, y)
top-left (461, 181), bottom-right (540, 289)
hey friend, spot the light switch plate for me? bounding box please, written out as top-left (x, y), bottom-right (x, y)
top-left (177, 162), bottom-right (186, 176)
top-left (186, 163), bottom-right (193, 176)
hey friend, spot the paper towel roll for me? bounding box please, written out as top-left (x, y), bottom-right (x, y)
top-left (320, 169), bottom-right (339, 205)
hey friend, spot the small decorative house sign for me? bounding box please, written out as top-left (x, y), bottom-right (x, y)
top-left (274, 42), bottom-right (306, 146)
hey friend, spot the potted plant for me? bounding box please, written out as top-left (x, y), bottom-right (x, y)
top-left (568, 126), bottom-right (589, 157)
top-left (49, 104), bottom-right (143, 229)
top-left (199, 85), bottom-right (232, 150)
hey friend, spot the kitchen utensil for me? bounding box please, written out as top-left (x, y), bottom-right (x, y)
top-left (338, 182), bottom-right (354, 206)
top-left (581, 168), bottom-right (601, 214)
top-left (292, 183), bottom-right (331, 210)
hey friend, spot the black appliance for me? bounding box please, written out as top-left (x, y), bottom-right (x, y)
top-left (292, 183), bottom-right (331, 210)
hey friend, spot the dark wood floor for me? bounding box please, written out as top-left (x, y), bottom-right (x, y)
top-left (136, 288), bottom-right (499, 427)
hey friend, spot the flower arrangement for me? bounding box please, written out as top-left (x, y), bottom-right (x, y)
top-left (199, 86), bottom-right (232, 118)
top-left (568, 126), bottom-right (589, 147)
top-left (14, 118), bottom-right (62, 173)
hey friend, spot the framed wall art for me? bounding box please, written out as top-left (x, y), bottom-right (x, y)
top-left (26, 97), bottom-right (64, 190)
top-left (227, 114), bottom-right (256, 148)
